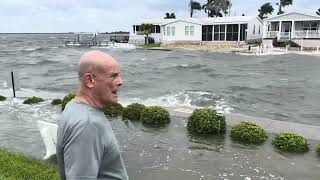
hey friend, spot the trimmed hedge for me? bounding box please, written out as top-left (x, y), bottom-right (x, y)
top-left (104, 103), bottom-right (124, 118)
top-left (122, 103), bottom-right (146, 121)
top-left (317, 144), bottom-right (320, 155)
top-left (51, 99), bottom-right (62, 106)
top-left (0, 95), bottom-right (6, 101)
top-left (62, 93), bottom-right (76, 111)
top-left (141, 106), bottom-right (170, 126)
top-left (272, 132), bottom-right (309, 153)
top-left (23, 96), bottom-right (44, 104)
top-left (187, 109), bottom-right (226, 134)
top-left (0, 148), bottom-right (59, 179)
top-left (231, 121), bottom-right (268, 144)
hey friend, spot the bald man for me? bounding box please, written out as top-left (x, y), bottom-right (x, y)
top-left (56, 51), bottom-right (128, 180)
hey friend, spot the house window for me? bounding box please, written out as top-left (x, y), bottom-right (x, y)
top-left (258, 25), bottom-right (261, 34)
top-left (226, 24), bottom-right (239, 41)
top-left (167, 26), bottom-right (171, 36)
top-left (164, 27), bottom-right (166, 36)
top-left (202, 25), bottom-right (213, 41)
top-left (214, 25), bottom-right (225, 41)
top-left (156, 25), bottom-right (161, 33)
top-left (253, 25), bottom-right (256, 34)
top-left (190, 26), bottom-right (194, 36)
top-left (311, 21), bottom-right (318, 31)
top-left (171, 26), bottom-right (175, 36)
top-left (185, 26), bottom-right (189, 36)
top-left (133, 25), bottom-right (136, 33)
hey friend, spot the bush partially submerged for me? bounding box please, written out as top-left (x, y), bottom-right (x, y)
top-left (122, 103), bottom-right (146, 121)
top-left (23, 96), bottom-right (44, 104)
top-left (272, 132), bottom-right (309, 153)
top-left (104, 103), bottom-right (124, 118)
top-left (187, 109), bottom-right (226, 134)
top-left (231, 121), bottom-right (268, 144)
top-left (51, 99), bottom-right (62, 106)
top-left (0, 148), bottom-right (59, 179)
top-left (317, 144), bottom-right (320, 155)
top-left (62, 93), bottom-right (76, 111)
top-left (0, 95), bottom-right (6, 101)
top-left (141, 106), bottom-right (170, 126)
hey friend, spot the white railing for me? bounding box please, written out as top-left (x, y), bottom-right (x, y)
top-left (293, 30), bottom-right (320, 39)
top-left (265, 30), bottom-right (320, 39)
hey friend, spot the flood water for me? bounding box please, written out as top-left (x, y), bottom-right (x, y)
top-left (0, 34), bottom-right (320, 179)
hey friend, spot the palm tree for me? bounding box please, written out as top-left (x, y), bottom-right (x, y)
top-left (170, 13), bottom-right (176, 19)
top-left (276, 0), bottom-right (293, 15)
top-left (316, 8), bottom-right (320, 16)
top-left (202, 0), bottom-right (231, 17)
top-left (190, 0), bottom-right (202, 18)
top-left (258, 3), bottom-right (274, 19)
top-left (165, 12), bottom-right (170, 19)
top-left (141, 23), bottom-right (153, 44)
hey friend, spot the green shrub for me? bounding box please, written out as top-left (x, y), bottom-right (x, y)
top-left (62, 93), bottom-right (76, 111)
top-left (317, 144), bottom-right (320, 155)
top-left (0, 95), bottom-right (6, 101)
top-left (141, 106), bottom-right (170, 126)
top-left (231, 121), bottom-right (268, 144)
top-left (122, 103), bottom-right (146, 121)
top-left (0, 148), bottom-right (59, 179)
top-left (104, 103), bottom-right (124, 118)
top-left (272, 132), bottom-right (309, 153)
top-left (51, 99), bottom-right (62, 105)
top-left (23, 96), bottom-right (44, 104)
top-left (187, 109), bottom-right (226, 134)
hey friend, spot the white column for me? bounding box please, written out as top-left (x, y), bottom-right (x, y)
top-left (238, 24), bottom-right (241, 42)
top-left (278, 21), bottom-right (282, 40)
top-left (224, 24), bottom-right (227, 41)
top-left (263, 21), bottom-right (267, 38)
top-left (291, 21), bottom-right (295, 39)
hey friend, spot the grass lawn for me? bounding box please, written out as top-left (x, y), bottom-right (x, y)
top-left (0, 148), bottom-right (59, 179)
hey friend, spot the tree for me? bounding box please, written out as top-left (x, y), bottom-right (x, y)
top-left (202, 0), bottom-right (232, 17)
top-left (189, 0), bottom-right (202, 18)
top-left (276, 0), bottom-right (293, 15)
top-left (141, 23), bottom-right (153, 44)
top-left (316, 8), bottom-right (320, 16)
top-left (258, 3), bottom-right (274, 19)
top-left (164, 12), bottom-right (176, 19)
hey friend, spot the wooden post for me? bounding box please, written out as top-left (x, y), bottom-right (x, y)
top-left (11, 71), bottom-right (16, 98)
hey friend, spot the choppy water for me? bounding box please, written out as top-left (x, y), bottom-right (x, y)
top-left (1, 34), bottom-right (320, 179)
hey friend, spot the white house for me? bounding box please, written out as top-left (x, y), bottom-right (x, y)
top-left (263, 12), bottom-right (320, 47)
top-left (130, 16), bottom-right (263, 44)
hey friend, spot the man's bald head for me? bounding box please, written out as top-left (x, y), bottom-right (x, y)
top-left (78, 51), bottom-right (117, 80)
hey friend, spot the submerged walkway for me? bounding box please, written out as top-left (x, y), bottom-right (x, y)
top-left (170, 108), bottom-right (320, 141)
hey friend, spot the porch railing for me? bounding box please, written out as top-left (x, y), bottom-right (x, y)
top-left (265, 30), bottom-right (320, 39)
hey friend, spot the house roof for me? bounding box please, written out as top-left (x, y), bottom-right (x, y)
top-left (202, 16), bottom-right (261, 24)
top-left (265, 12), bottom-right (320, 21)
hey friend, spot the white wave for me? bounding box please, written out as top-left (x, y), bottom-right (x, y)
top-left (121, 91), bottom-right (233, 114)
top-left (0, 87), bottom-right (66, 100)
top-left (94, 43), bottom-right (135, 50)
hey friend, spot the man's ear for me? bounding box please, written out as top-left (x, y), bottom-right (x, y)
top-left (83, 73), bottom-right (94, 88)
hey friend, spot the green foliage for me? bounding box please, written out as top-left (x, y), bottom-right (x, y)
top-left (0, 148), bottom-right (59, 180)
top-left (272, 132), bottom-right (309, 153)
top-left (316, 8), bottom-right (320, 16)
top-left (51, 99), bottom-right (62, 105)
top-left (123, 103), bottom-right (146, 121)
top-left (164, 12), bottom-right (176, 19)
top-left (317, 144), bottom-right (320, 155)
top-left (0, 95), bottom-right (6, 101)
top-left (141, 106), bottom-right (170, 126)
top-left (140, 43), bottom-right (161, 48)
top-left (258, 3), bottom-right (274, 19)
top-left (231, 121), bottom-right (268, 144)
top-left (62, 93), bottom-right (76, 111)
top-left (104, 103), bottom-right (124, 118)
top-left (202, 0), bottom-right (231, 17)
top-left (23, 96), bottom-right (45, 104)
top-left (187, 109), bottom-right (226, 134)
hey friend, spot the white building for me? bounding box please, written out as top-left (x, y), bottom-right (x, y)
top-left (130, 16), bottom-right (263, 44)
top-left (263, 12), bottom-right (320, 47)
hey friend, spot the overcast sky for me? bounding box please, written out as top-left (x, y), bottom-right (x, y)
top-left (0, 0), bottom-right (319, 33)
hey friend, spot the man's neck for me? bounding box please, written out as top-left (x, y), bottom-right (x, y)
top-left (75, 91), bottom-right (103, 109)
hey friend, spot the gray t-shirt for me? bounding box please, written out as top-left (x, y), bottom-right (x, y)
top-left (56, 100), bottom-right (128, 180)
